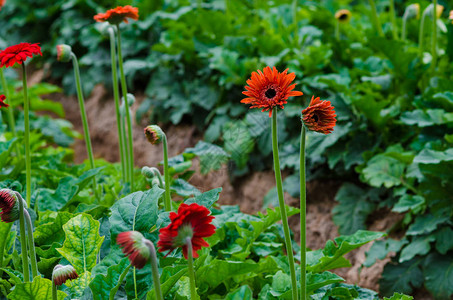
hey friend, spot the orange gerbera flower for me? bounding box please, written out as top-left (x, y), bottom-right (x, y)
top-left (302, 96), bottom-right (336, 134)
top-left (242, 66), bottom-right (303, 117)
top-left (94, 5), bottom-right (139, 25)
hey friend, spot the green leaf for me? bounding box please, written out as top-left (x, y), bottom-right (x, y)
top-left (147, 266), bottom-right (187, 300)
top-left (184, 141), bottom-right (230, 174)
top-left (364, 239), bottom-right (406, 268)
top-left (0, 222), bottom-right (12, 270)
top-left (383, 292), bottom-right (414, 300)
top-left (109, 187), bottom-right (164, 239)
top-left (423, 253), bottom-right (453, 300)
top-left (379, 258), bottom-right (423, 296)
top-left (89, 257), bottom-right (130, 300)
top-left (308, 230), bottom-right (385, 273)
top-left (435, 227), bottom-right (453, 254)
top-left (392, 195), bottom-right (425, 213)
top-left (57, 214), bottom-right (104, 274)
top-left (7, 276), bottom-right (66, 300)
top-left (413, 148), bottom-right (453, 164)
top-left (34, 211), bottom-right (75, 246)
top-left (400, 109), bottom-right (453, 127)
top-left (406, 214), bottom-right (449, 236)
top-left (224, 285), bottom-right (253, 300)
top-left (270, 270), bottom-right (290, 296)
top-left (333, 183), bottom-right (376, 234)
top-left (223, 121), bottom-right (254, 169)
top-left (184, 188), bottom-right (222, 209)
top-left (196, 260), bottom-right (258, 289)
top-left (66, 271), bottom-right (91, 298)
top-left (399, 235), bottom-right (435, 263)
top-left (306, 271), bottom-right (344, 292)
top-left (362, 154), bottom-right (405, 188)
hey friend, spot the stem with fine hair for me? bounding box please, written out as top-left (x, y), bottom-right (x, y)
top-left (0, 68), bottom-right (21, 158)
top-left (17, 192), bottom-right (30, 282)
top-left (145, 240), bottom-right (163, 300)
top-left (292, 0), bottom-right (298, 43)
top-left (162, 134), bottom-right (171, 211)
top-left (431, 0), bottom-right (438, 72)
top-left (23, 209), bottom-right (38, 278)
top-left (108, 27), bottom-right (127, 183)
top-left (185, 237), bottom-right (197, 299)
top-left (70, 53), bottom-right (98, 199)
top-left (116, 24), bottom-right (135, 190)
top-left (335, 20), bottom-right (340, 40)
top-left (389, 0), bottom-right (398, 39)
top-left (299, 126), bottom-right (306, 300)
top-left (52, 281), bottom-right (57, 300)
top-left (419, 8), bottom-right (428, 56)
top-left (271, 108), bottom-right (298, 300)
top-left (21, 64), bottom-right (32, 208)
top-left (401, 10), bottom-right (409, 40)
top-left (109, 264), bottom-right (131, 300)
top-left (369, 0), bottom-right (384, 37)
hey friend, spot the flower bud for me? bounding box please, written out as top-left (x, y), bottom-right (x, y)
top-left (449, 10), bottom-right (453, 23)
top-left (117, 231), bottom-right (151, 269)
top-left (52, 264), bottom-right (78, 286)
top-left (0, 189), bottom-right (20, 223)
top-left (335, 9), bottom-right (351, 23)
top-left (405, 3), bottom-right (420, 20)
top-left (56, 44), bottom-right (72, 63)
top-left (141, 166), bottom-right (155, 179)
top-left (424, 3), bottom-right (444, 19)
top-left (144, 125), bottom-right (164, 145)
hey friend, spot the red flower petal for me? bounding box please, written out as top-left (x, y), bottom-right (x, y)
top-left (301, 96), bottom-right (337, 134)
top-left (0, 43), bottom-right (42, 68)
top-left (94, 5), bottom-right (139, 25)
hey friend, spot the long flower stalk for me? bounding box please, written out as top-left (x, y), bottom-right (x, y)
top-left (389, 0), bottom-right (398, 39)
top-left (70, 53), bottom-right (97, 199)
top-left (419, 7), bottom-right (429, 56)
top-left (17, 192), bottom-right (29, 282)
top-left (0, 68), bottom-right (20, 158)
top-left (162, 134), bottom-right (171, 211)
top-left (401, 10), bottom-right (410, 40)
top-left (116, 24), bottom-right (135, 190)
top-left (185, 237), bottom-right (198, 299)
top-left (431, 0), bottom-right (438, 72)
top-left (21, 65), bottom-right (32, 207)
top-left (108, 27), bottom-right (127, 183)
top-left (23, 208), bottom-right (38, 278)
top-left (369, 0), bottom-right (384, 37)
top-left (299, 126), bottom-right (306, 300)
top-left (292, 0), bottom-right (298, 43)
top-left (145, 240), bottom-right (163, 300)
top-left (272, 108), bottom-right (298, 300)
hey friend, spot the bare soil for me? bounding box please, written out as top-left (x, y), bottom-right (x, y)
top-left (47, 83), bottom-right (428, 298)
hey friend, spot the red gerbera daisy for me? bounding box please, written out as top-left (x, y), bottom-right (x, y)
top-left (158, 203), bottom-right (216, 259)
top-left (301, 96), bottom-right (336, 134)
top-left (117, 231), bottom-right (151, 269)
top-left (52, 264), bottom-right (79, 286)
top-left (0, 95), bottom-right (8, 108)
top-left (0, 189), bottom-right (20, 223)
top-left (0, 43), bottom-right (42, 68)
top-left (94, 5), bottom-right (139, 25)
top-left (241, 66), bottom-right (303, 117)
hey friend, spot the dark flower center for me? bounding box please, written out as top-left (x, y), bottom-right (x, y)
top-left (265, 88), bottom-right (276, 99)
top-left (313, 113), bottom-right (319, 122)
top-left (339, 13), bottom-right (348, 20)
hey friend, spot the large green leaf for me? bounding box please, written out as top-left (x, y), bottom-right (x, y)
top-left (423, 253), bottom-right (453, 300)
top-left (7, 276), bottom-right (66, 300)
top-left (66, 271), bottom-right (91, 299)
top-left (383, 293), bottom-right (414, 300)
top-left (184, 188), bottom-right (222, 209)
top-left (0, 222), bottom-right (12, 269)
top-left (362, 154), bottom-right (406, 188)
top-left (34, 211), bottom-right (75, 246)
top-left (147, 266), bottom-right (187, 300)
top-left (89, 257), bottom-right (130, 300)
top-left (184, 141), bottom-right (230, 174)
top-left (196, 260), bottom-right (258, 289)
top-left (57, 214), bottom-right (104, 274)
top-left (306, 271), bottom-right (344, 293)
top-left (224, 285), bottom-right (253, 300)
top-left (222, 121), bottom-right (254, 169)
top-left (379, 258), bottom-right (423, 296)
top-left (109, 187), bottom-right (164, 239)
top-left (399, 235), bottom-right (435, 263)
top-left (400, 109), bottom-right (453, 127)
top-left (413, 148), bottom-right (453, 164)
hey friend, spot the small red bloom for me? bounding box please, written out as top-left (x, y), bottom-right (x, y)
top-left (158, 203), bottom-right (215, 259)
top-left (144, 125), bottom-right (164, 145)
top-left (0, 0), bottom-right (5, 11)
top-left (301, 96), bottom-right (336, 134)
top-left (242, 66), bottom-right (303, 117)
top-left (0, 95), bottom-right (8, 108)
top-left (94, 5), bottom-right (139, 25)
top-left (0, 43), bottom-right (42, 68)
top-left (52, 264), bottom-right (78, 286)
top-left (117, 231), bottom-right (151, 269)
top-left (0, 189), bottom-right (20, 223)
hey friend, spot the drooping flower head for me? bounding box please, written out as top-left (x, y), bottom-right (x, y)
top-left (0, 189), bottom-right (20, 223)
top-left (301, 96), bottom-right (336, 134)
top-left (405, 4), bottom-right (421, 20)
top-left (144, 125), bottom-right (164, 145)
top-left (94, 5), bottom-right (139, 25)
top-left (117, 231), bottom-right (151, 269)
top-left (56, 44), bottom-right (72, 63)
top-left (52, 264), bottom-right (78, 286)
top-left (0, 43), bottom-right (42, 68)
top-left (449, 10), bottom-right (453, 23)
top-left (0, 95), bottom-right (9, 108)
top-left (335, 9), bottom-right (351, 23)
top-left (158, 203), bottom-right (215, 259)
top-left (242, 66), bottom-right (303, 117)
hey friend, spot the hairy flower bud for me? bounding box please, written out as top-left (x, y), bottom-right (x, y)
top-left (144, 125), bottom-right (164, 145)
top-left (405, 3), bottom-right (420, 19)
top-left (52, 264), bottom-right (78, 286)
top-left (117, 231), bottom-right (151, 269)
top-left (56, 44), bottom-right (72, 63)
top-left (0, 189), bottom-right (20, 223)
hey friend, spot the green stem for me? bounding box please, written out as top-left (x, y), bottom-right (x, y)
top-left (163, 134), bottom-right (171, 211)
top-left (52, 282), bottom-right (57, 300)
top-left (401, 10), bottom-right (409, 40)
top-left (70, 53), bottom-right (98, 199)
top-left (120, 104), bottom-right (130, 183)
top-left (271, 108), bottom-right (298, 300)
top-left (151, 168), bottom-right (165, 189)
top-left (431, 0), bottom-right (438, 72)
top-left (21, 65), bottom-right (32, 208)
top-left (133, 267), bottom-right (138, 299)
top-left (0, 68), bottom-right (20, 158)
top-left (146, 240), bottom-right (163, 300)
top-left (335, 20), bottom-right (340, 40)
top-left (299, 126), bottom-right (306, 300)
top-left (116, 24), bottom-right (135, 191)
top-left (17, 192), bottom-right (30, 282)
top-left (108, 27), bottom-right (127, 183)
top-left (109, 264), bottom-right (131, 300)
top-left (369, 0), bottom-right (384, 37)
top-left (185, 237), bottom-right (197, 299)
top-left (419, 9), bottom-right (428, 56)
top-left (23, 209), bottom-right (38, 278)
top-left (292, 0), bottom-right (298, 43)
top-left (389, 0), bottom-right (398, 39)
